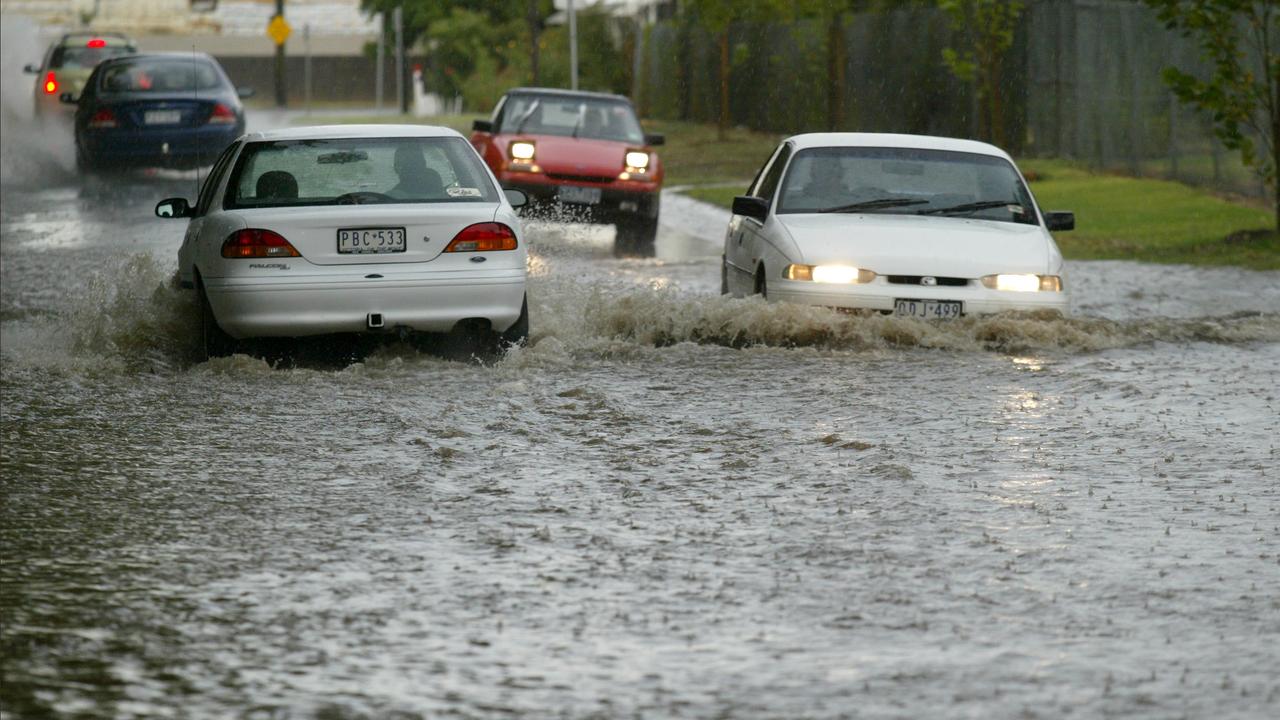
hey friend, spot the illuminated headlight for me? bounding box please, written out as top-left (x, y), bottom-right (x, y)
top-left (510, 141), bottom-right (536, 161)
top-left (625, 151), bottom-right (650, 170)
top-left (981, 274), bottom-right (1063, 292)
top-left (784, 264), bottom-right (875, 284)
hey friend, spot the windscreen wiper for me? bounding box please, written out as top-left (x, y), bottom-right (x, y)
top-left (571, 103), bottom-right (585, 138)
top-left (818, 198), bottom-right (928, 213)
top-left (514, 100), bottom-right (541, 134)
top-left (919, 200), bottom-right (1023, 216)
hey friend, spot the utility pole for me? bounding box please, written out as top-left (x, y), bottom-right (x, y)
top-left (394, 6), bottom-right (406, 114)
top-left (274, 0), bottom-right (287, 107)
top-left (375, 12), bottom-right (385, 110)
top-left (568, 0), bottom-right (578, 90)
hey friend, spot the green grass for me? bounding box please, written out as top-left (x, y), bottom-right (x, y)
top-left (642, 120), bottom-right (783, 187)
top-left (1020, 159), bottom-right (1277, 270)
top-left (683, 157), bottom-right (1278, 271)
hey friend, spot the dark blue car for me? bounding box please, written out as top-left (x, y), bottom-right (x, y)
top-left (65, 52), bottom-right (249, 172)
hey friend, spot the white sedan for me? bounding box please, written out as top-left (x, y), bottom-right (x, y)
top-left (156, 125), bottom-right (529, 358)
top-left (722, 133), bottom-right (1073, 318)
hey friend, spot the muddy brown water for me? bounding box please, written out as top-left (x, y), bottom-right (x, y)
top-left (3, 57), bottom-right (1279, 720)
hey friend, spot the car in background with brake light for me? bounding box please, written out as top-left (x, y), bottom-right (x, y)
top-left (155, 125), bottom-right (529, 360)
top-left (65, 52), bottom-right (250, 172)
top-left (470, 87), bottom-right (665, 252)
top-left (24, 32), bottom-right (138, 119)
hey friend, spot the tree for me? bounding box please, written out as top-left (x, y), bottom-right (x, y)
top-left (1145, 0), bottom-right (1279, 229)
top-left (682, 0), bottom-right (792, 139)
top-left (936, 0), bottom-right (1024, 148)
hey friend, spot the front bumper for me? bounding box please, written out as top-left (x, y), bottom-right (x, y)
top-left (769, 277), bottom-right (1068, 316)
top-left (204, 267), bottom-right (527, 339)
top-left (496, 170), bottom-right (659, 224)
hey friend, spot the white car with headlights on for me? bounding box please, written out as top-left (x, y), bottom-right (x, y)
top-left (722, 133), bottom-right (1073, 318)
top-left (157, 125), bottom-right (529, 359)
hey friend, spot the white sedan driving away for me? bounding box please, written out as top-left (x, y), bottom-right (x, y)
top-left (157, 125), bottom-right (529, 359)
top-left (722, 133), bottom-right (1073, 318)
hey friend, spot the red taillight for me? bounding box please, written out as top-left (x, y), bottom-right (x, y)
top-left (207, 103), bottom-right (236, 125)
top-left (86, 38), bottom-right (106, 48)
top-left (43, 72), bottom-right (58, 95)
top-left (221, 229), bottom-right (301, 259)
top-left (87, 108), bottom-right (117, 128)
top-left (444, 223), bottom-right (518, 252)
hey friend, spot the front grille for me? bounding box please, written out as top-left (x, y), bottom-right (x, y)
top-left (886, 275), bottom-right (969, 287)
top-left (546, 173), bottom-right (614, 184)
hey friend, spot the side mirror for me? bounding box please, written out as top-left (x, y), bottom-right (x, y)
top-left (472, 119), bottom-right (494, 133)
top-left (236, 87), bottom-right (255, 99)
top-left (155, 197), bottom-right (192, 219)
top-left (24, 64), bottom-right (39, 74)
top-left (644, 133), bottom-right (665, 147)
top-left (59, 92), bottom-right (78, 105)
top-left (732, 195), bottom-right (769, 222)
top-left (503, 188), bottom-right (528, 208)
top-left (1044, 211), bottom-right (1074, 231)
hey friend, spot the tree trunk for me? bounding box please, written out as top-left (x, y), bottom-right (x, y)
top-left (1273, 100), bottom-right (1279, 230)
top-left (718, 29), bottom-right (730, 141)
top-left (527, 0), bottom-right (541, 85)
top-left (826, 12), bottom-right (845, 131)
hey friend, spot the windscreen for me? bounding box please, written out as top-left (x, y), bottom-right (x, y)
top-left (98, 58), bottom-right (223, 93)
top-left (50, 44), bottom-right (134, 69)
top-left (777, 147), bottom-right (1039, 225)
top-left (497, 95), bottom-right (644, 143)
top-left (226, 137), bottom-right (500, 209)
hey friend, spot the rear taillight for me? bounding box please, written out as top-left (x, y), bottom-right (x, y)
top-left (86, 38), bottom-right (106, 48)
top-left (207, 103), bottom-right (237, 125)
top-left (87, 108), bottom-right (117, 128)
top-left (443, 223), bottom-right (518, 252)
top-left (221, 229), bottom-right (300, 258)
top-left (43, 72), bottom-right (58, 95)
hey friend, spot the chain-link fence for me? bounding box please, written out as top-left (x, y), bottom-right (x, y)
top-left (639, 0), bottom-right (1271, 200)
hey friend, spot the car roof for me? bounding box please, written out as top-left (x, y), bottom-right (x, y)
top-left (785, 132), bottom-right (1013, 161)
top-left (57, 32), bottom-right (134, 45)
top-left (97, 51), bottom-right (218, 64)
top-left (240, 125), bottom-right (467, 142)
top-left (503, 87), bottom-right (634, 104)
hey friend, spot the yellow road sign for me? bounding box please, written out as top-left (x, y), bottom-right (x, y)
top-left (267, 14), bottom-right (291, 45)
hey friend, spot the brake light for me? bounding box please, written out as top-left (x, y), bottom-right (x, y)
top-left (43, 72), bottom-right (58, 94)
top-left (444, 223), bottom-right (518, 252)
top-left (87, 108), bottom-right (117, 128)
top-left (221, 229), bottom-right (301, 258)
top-left (207, 103), bottom-right (237, 125)
top-left (86, 38), bottom-right (106, 48)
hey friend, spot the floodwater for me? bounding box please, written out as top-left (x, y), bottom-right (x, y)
top-left (3, 23), bottom-right (1280, 720)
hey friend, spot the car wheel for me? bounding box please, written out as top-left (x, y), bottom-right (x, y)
top-left (754, 265), bottom-right (767, 299)
top-left (75, 145), bottom-right (95, 173)
top-left (615, 216), bottom-right (657, 256)
top-left (198, 280), bottom-right (235, 360)
top-left (721, 256), bottom-right (729, 295)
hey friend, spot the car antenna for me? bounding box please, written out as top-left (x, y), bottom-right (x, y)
top-left (192, 44), bottom-right (201, 200)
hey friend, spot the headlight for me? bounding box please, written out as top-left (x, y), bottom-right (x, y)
top-left (981, 274), bottom-right (1063, 292)
top-left (783, 264), bottom-right (875, 284)
top-left (625, 151), bottom-right (650, 170)
top-left (509, 141), bottom-right (536, 161)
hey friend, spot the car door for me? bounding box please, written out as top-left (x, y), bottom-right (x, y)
top-left (179, 140), bottom-right (242, 287)
top-left (727, 142), bottom-right (791, 296)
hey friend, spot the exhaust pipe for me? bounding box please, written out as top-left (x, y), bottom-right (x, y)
top-left (367, 312), bottom-right (384, 329)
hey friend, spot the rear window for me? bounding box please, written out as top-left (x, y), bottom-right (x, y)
top-left (98, 58), bottom-right (223, 93)
top-left (50, 44), bottom-right (134, 69)
top-left (225, 137), bottom-right (500, 209)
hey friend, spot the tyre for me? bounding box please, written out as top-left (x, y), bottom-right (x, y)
top-left (198, 280), bottom-right (236, 360)
top-left (721, 256), bottom-right (729, 295)
top-left (754, 265), bottom-right (767, 299)
top-left (615, 216), bottom-right (657, 256)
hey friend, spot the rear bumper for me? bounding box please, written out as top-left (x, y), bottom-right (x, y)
top-left (769, 278), bottom-right (1068, 316)
top-left (81, 124), bottom-right (241, 167)
top-left (497, 171), bottom-right (660, 224)
top-left (204, 268), bottom-right (527, 339)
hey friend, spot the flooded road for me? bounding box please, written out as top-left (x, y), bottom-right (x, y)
top-left (4, 85), bottom-right (1280, 720)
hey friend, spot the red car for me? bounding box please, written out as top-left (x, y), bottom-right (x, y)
top-left (470, 88), bottom-right (664, 249)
